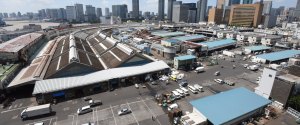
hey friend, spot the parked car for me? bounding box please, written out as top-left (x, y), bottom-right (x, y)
top-left (150, 81), bottom-right (158, 85)
top-left (89, 100), bottom-right (102, 107)
top-left (214, 71), bottom-right (220, 76)
top-left (193, 84), bottom-right (203, 92)
top-left (82, 122), bottom-right (95, 125)
top-left (178, 80), bottom-right (188, 87)
top-left (224, 80), bottom-right (235, 86)
top-left (243, 64), bottom-right (249, 68)
top-left (77, 106), bottom-right (92, 115)
top-left (83, 97), bottom-right (92, 101)
top-left (214, 79), bottom-right (224, 84)
top-left (187, 85), bottom-right (198, 94)
top-left (118, 108), bottom-right (131, 116)
top-left (34, 122), bottom-right (44, 125)
top-left (168, 103), bottom-right (179, 111)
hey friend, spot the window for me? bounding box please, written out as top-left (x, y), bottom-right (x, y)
top-left (269, 74), bottom-right (272, 77)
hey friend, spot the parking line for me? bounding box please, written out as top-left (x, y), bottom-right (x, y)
top-left (48, 118), bottom-right (53, 125)
top-left (110, 105), bottom-right (117, 125)
top-left (126, 101), bottom-right (139, 125)
top-left (96, 107), bottom-right (99, 125)
top-left (1, 106), bottom-right (27, 113)
top-left (68, 114), bottom-right (75, 125)
top-left (140, 96), bottom-right (162, 125)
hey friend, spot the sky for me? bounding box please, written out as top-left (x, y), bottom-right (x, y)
top-left (0, 0), bottom-right (297, 14)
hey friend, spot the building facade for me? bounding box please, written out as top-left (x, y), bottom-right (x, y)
top-left (96, 8), bottom-right (102, 18)
top-left (158, 0), bottom-right (165, 20)
top-left (229, 4), bottom-right (263, 27)
top-left (168, 0), bottom-right (175, 21)
top-left (66, 6), bottom-right (76, 21)
top-left (75, 4), bottom-right (84, 22)
top-left (132, 0), bottom-right (139, 19)
top-left (112, 4), bottom-right (128, 19)
top-left (172, 3), bottom-right (189, 23)
top-left (85, 5), bottom-right (96, 22)
top-left (243, 0), bottom-right (253, 4)
top-left (197, 0), bottom-right (208, 22)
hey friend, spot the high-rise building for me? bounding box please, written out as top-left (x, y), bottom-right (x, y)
top-left (3, 13), bottom-right (8, 18)
top-left (277, 6), bottom-right (285, 15)
top-left (262, 0), bottom-right (272, 15)
top-left (0, 13), bottom-right (3, 19)
top-left (197, 0), bottom-right (208, 22)
top-left (75, 4), bottom-right (84, 22)
top-left (105, 8), bottom-right (110, 17)
top-left (96, 8), bottom-right (102, 18)
top-left (57, 8), bottom-right (67, 20)
top-left (17, 12), bottom-right (22, 17)
top-left (86, 5), bottom-right (96, 21)
top-left (242, 0), bottom-right (253, 4)
top-left (112, 4), bottom-right (128, 19)
top-left (143, 11), bottom-right (151, 19)
top-left (38, 9), bottom-right (47, 19)
top-left (208, 7), bottom-right (224, 24)
top-left (48, 9), bottom-right (59, 20)
top-left (168, 0), bottom-right (175, 21)
top-left (66, 6), bottom-right (77, 21)
top-left (132, 0), bottom-right (139, 19)
top-left (263, 8), bottom-right (277, 28)
top-left (172, 2), bottom-right (189, 23)
top-left (294, 0), bottom-right (300, 18)
top-left (229, 4), bottom-right (263, 27)
top-left (158, 0), bottom-right (165, 20)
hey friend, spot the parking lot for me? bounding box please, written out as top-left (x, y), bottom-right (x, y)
top-left (0, 55), bottom-right (263, 125)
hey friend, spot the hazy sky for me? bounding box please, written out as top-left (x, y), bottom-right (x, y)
top-left (0, 0), bottom-right (297, 14)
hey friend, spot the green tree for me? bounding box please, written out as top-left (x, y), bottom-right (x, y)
top-left (288, 95), bottom-right (300, 111)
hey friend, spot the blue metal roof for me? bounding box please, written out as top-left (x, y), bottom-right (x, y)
top-left (190, 87), bottom-right (271, 125)
top-left (163, 39), bottom-right (181, 43)
top-left (198, 39), bottom-right (236, 50)
top-left (244, 45), bottom-right (271, 51)
top-left (175, 55), bottom-right (196, 60)
top-left (172, 35), bottom-right (206, 41)
top-left (256, 50), bottom-right (300, 62)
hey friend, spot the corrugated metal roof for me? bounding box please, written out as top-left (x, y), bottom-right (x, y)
top-left (151, 31), bottom-right (186, 38)
top-left (33, 61), bottom-right (169, 94)
top-left (190, 87), bottom-right (271, 125)
top-left (175, 55), bottom-right (196, 60)
top-left (0, 33), bottom-right (43, 52)
top-left (256, 50), bottom-right (300, 62)
top-left (172, 35), bottom-right (206, 41)
top-left (163, 39), bottom-right (180, 43)
top-left (198, 39), bottom-right (236, 50)
top-left (244, 45), bottom-right (271, 51)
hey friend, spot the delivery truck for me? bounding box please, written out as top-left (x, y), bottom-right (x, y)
top-left (20, 104), bottom-right (52, 120)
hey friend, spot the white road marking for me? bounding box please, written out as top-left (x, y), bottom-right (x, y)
top-left (48, 118), bottom-right (53, 125)
top-left (110, 105), bottom-right (117, 125)
top-left (95, 107), bottom-right (99, 125)
top-left (1, 106), bottom-right (27, 113)
top-left (14, 104), bottom-right (18, 108)
top-left (140, 96), bottom-right (162, 125)
top-left (126, 101), bottom-right (139, 125)
top-left (19, 103), bottom-right (23, 107)
top-left (68, 115), bottom-right (75, 125)
top-left (8, 105), bottom-right (12, 110)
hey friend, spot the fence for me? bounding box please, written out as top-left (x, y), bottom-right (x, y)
top-left (287, 107), bottom-right (300, 119)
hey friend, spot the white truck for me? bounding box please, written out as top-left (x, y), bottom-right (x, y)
top-left (194, 67), bottom-right (204, 73)
top-left (222, 50), bottom-right (235, 57)
top-left (248, 65), bottom-right (259, 71)
top-left (20, 104), bottom-right (52, 120)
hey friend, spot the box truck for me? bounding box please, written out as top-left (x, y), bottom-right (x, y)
top-left (20, 104), bottom-right (52, 120)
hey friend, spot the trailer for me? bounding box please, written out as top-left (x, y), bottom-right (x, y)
top-left (20, 104), bottom-right (52, 120)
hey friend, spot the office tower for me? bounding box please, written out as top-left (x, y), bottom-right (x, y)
top-left (45, 9), bottom-right (51, 18)
top-left (168, 0), bottom-right (175, 21)
top-left (0, 13), bottom-right (3, 19)
top-left (158, 0), bottom-right (165, 20)
top-left (277, 6), bottom-right (285, 15)
top-left (38, 9), bottom-right (47, 19)
top-left (105, 8), bottom-right (110, 17)
top-left (231, 0), bottom-right (240, 5)
top-left (294, 0), bottom-right (300, 17)
top-left (96, 8), bottom-right (102, 18)
top-left (197, 0), bottom-right (208, 22)
top-left (86, 5), bottom-right (96, 21)
top-left (172, 2), bottom-right (189, 23)
top-left (3, 13), bottom-right (8, 18)
top-left (66, 6), bottom-right (77, 21)
top-left (75, 4), bottom-right (84, 21)
top-left (112, 4), bottom-right (128, 19)
top-left (143, 11), bottom-right (151, 19)
top-left (243, 0), bottom-right (253, 4)
top-left (17, 12), bottom-right (22, 17)
top-left (229, 4), bottom-right (263, 27)
top-left (264, 8), bottom-right (277, 28)
top-left (262, 0), bottom-right (272, 15)
top-left (57, 8), bottom-right (67, 20)
top-left (217, 0), bottom-right (225, 9)
top-left (132, 0), bottom-right (139, 19)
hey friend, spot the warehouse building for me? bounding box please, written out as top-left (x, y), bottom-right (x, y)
top-left (174, 55), bottom-right (196, 70)
top-left (244, 45), bottom-right (272, 54)
top-left (198, 39), bottom-right (236, 54)
top-left (172, 35), bottom-right (207, 42)
top-left (190, 87), bottom-right (271, 125)
top-left (151, 31), bottom-right (186, 38)
top-left (252, 50), bottom-right (300, 64)
top-left (0, 33), bottom-right (45, 63)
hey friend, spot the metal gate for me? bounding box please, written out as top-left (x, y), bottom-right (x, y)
top-left (287, 107), bottom-right (300, 119)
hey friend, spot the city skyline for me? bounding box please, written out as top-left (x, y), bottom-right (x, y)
top-left (0, 0), bottom-right (297, 14)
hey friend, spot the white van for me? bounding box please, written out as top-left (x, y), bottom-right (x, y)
top-left (194, 84), bottom-right (203, 92)
top-left (180, 87), bottom-right (189, 96)
top-left (187, 85), bottom-right (198, 94)
top-left (175, 89), bottom-right (185, 97)
top-left (172, 91), bottom-right (181, 99)
top-left (194, 67), bottom-right (204, 73)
